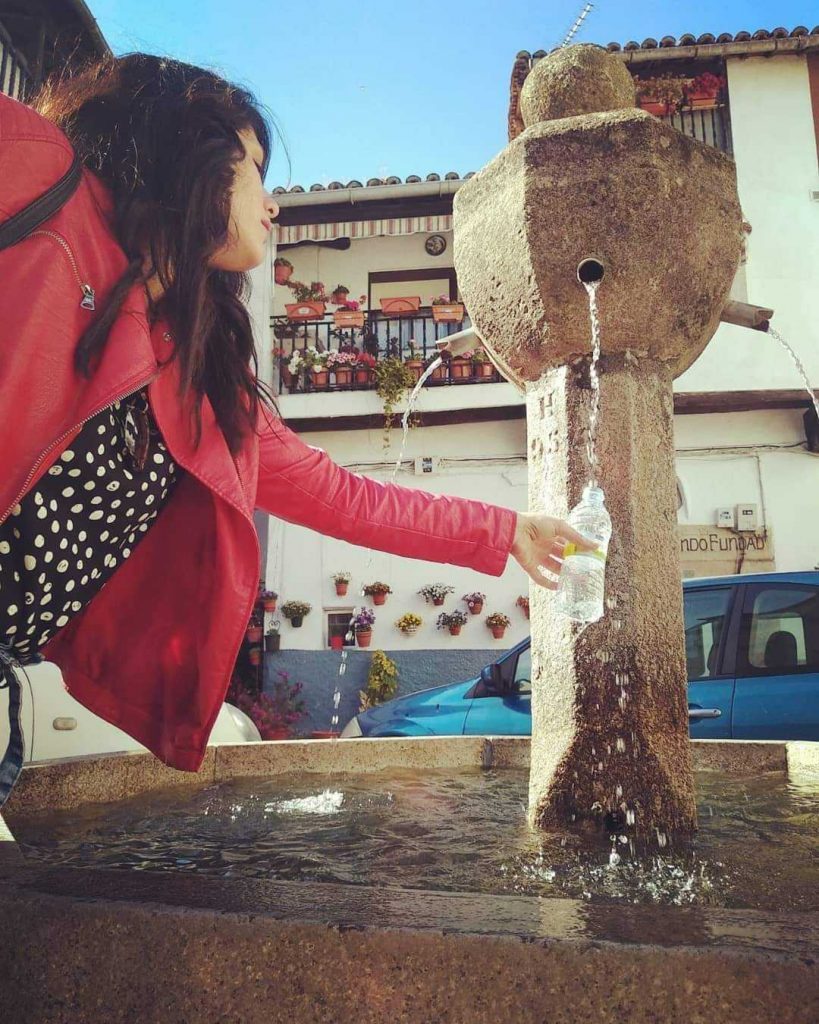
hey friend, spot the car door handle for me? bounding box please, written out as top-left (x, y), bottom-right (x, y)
top-left (688, 708), bottom-right (722, 720)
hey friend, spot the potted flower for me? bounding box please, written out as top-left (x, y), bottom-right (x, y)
top-left (462, 591), bottom-right (486, 615)
top-left (635, 74), bottom-right (685, 117)
top-left (259, 588), bottom-right (278, 614)
top-left (301, 347), bottom-right (329, 388)
top-left (330, 283), bottom-right (350, 305)
top-left (395, 612), bottom-right (422, 636)
top-left (235, 670), bottom-right (306, 739)
top-left (274, 256), bottom-right (293, 285)
top-left (485, 611), bottom-right (511, 640)
top-left (431, 293), bottom-right (465, 324)
top-left (285, 280), bottom-right (327, 320)
top-left (332, 571), bottom-right (352, 596)
top-left (404, 338), bottom-right (424, 382)
top-left (450, 348), bottom-right (473, 381)
top-left (352, 607), bottom-right (376, 647)
top-left (325, 349), bottom-right (357, 386)
top-left (380, 295), bottom-right (421, 315)
top-left (471, 349), bottom-right (495, 379)
top-left (363, 581), bottom-right (393, 606)
top-left (265, 620), bottom-right (281, 652)
top-left (248, 646), bottom-right (262, 666)
top-left (516, 595), bottom-right (530, 620)
top-left (286, 348), bottom-right (304, 387)
top-left (246, 617), bottom-right (263, 644)
top-left (281, 600), bottom-right (312, 628)
top-left (333, 297), bottom-right (366, 330)
top-left (418, 583), bottom-right (455, 607)
top-left (436, 609), bottom-right (468, 636)
top-left (684, 71), bottom-right (725, 109)
top-left (354, 351), bottom-right (376, 385)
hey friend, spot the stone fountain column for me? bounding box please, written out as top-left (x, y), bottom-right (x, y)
top-left (453, 45), bottom-right (744, 842)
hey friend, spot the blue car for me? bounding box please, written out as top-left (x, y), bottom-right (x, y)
top-left (340, 571), bottom-right (819, 741)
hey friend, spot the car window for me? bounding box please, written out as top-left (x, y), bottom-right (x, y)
top-left (683, 587), bottom-right (732, 680)
top-left (742, 585), bottom-right (819, 674)
top-left (511, 647), bottom-right (531, 695)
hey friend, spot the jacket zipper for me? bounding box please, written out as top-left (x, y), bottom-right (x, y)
top-left (28, 229), bottom-right (96, 310)
top-left (0, 372), bottom-right (158, 526)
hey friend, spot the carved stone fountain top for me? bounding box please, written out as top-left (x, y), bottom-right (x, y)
top-left (454, 44), bottom-right (743, 386)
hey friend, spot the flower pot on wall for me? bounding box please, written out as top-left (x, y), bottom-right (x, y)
top-left (379, 296), bottom-right (421, 315)
top-left (448, 625), bottom-right (462, 636)
top-left (432, 597), bottom-right (445, 607)
top-left (275, 265), bottom-right (293, 285)
top-left (330, 634), bottom-right (344, 651)
top-left (475, 362), bottom-right (495, 379)
top-left (286, 301), bottom-right (326, 321)
top-left (264, 633), bottom-right (281, 653)
top-left (333, 368), bottom-right (353, 386)
top-left (248, 646), bottom-right (262, 665)
top-left (356, 629), bottom-right (372, 648)
top-left (335, 581), bottom-right (349, 596)
top-left (399, 626), bottom-right (419, 637)
top-left (309, 369), bottom-right (329, 388)
top-left (467, 601), bottom-right (483, 615)
top-left (290, 615), bottom-right (304, 628)
top-left (431, 302), bottom-right (465, 324)
top-left (263, 598), bottom-right (277, 613)
top-left (246, 625), bottom-right (263, 644)
top-left (354, 368), bottom-right (373, 385)
top-left (491, 627), bottom-right (506, 640)
top-left (372, 593), bottom-right (387, 606)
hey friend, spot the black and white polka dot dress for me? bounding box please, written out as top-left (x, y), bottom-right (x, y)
top-left (0, 389), bottom-right (182, 665)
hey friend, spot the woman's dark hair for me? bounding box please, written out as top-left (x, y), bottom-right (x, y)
top-left (34, 53), bottom-right (281, 455)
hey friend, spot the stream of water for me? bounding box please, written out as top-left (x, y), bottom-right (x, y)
top-left (767, 326), bottom-right (819, 423)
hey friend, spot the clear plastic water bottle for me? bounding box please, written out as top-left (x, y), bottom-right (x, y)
top-left (555, 484), bottom-right (612, 624)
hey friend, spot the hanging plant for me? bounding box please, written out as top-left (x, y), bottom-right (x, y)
top-left (462, 591), bottom-right (486, 615)
top-left (516, 595), bottom-right (530, 619)
top-left (374, 356), bottom-right (416, 449)
top-left (352, 607), bottom-right (376, 647)
top-left (363, 581), bottom-right (393, 606)
top-left (418, 583), bottom-right (455, 607)
top-left (485, 611), bottom-right (511, 639)
top-left (274, 257), bottom-right (294, 285)
top-left (332, 571), bottom-right (352, 596)
top-left (395, 612), bottom-right (422, 636)
top-left (436, 609), bottom-right (468, 636)
top-left (281, 600), bottom-right (312, 628)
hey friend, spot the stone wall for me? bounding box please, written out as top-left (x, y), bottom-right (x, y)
top-left (263, 648), bottom-right (499, 734)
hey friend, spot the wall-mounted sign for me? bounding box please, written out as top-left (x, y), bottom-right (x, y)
top-left (678, 525), bottom-right (775, 579)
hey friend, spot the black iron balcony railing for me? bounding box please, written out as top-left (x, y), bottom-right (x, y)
top-left (271, 310), bottom-right (503, 393)
top-left (663, 104), bottom-right (733, 156)
top-left (0, 22), bottom-right (32, 101)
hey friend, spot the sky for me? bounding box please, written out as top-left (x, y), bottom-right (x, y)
top-left (89, 1), bottom-right (819, 190)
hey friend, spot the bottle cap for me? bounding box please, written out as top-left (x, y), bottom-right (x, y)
top-left (582, 484), bottom-right (605, 504)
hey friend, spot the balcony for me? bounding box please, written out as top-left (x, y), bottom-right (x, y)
top-left (662, 103), bottom-right (733, 156)
top-left (0, 21), bottom-right (32, 100)
top-left (271, 311), bottom-right (504, 394)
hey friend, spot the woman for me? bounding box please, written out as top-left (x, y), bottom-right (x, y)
top-left (0, 54), bottom-right (590, 807)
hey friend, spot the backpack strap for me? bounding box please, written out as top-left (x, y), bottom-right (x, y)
top-left (0, 151), bottom-right (83, 252)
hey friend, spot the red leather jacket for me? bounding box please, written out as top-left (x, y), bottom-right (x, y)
top-left (0, 94), bottom-right (517, 770)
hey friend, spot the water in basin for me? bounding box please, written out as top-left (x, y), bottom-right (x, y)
top-left (13, 767), bottom-right (819, 912)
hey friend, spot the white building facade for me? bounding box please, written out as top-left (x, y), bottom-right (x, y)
top-left (256, 28), bottom-right (819, 725)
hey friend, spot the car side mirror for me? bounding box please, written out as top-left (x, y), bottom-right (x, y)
top-left (479, 663), bottom-right (503, 694)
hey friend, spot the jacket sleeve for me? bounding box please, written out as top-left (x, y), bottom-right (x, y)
top-left (255, 415), bottom-right (518, 577)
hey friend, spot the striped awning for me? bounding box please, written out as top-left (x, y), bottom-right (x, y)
top-left (277, 214), bottom-right (453, 246)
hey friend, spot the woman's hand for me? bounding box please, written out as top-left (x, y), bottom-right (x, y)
top-left (510, 512), bottom-right (597, 590)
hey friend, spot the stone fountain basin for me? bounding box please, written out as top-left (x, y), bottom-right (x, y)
top-left (1, 737), bottom-right (817, 1024)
